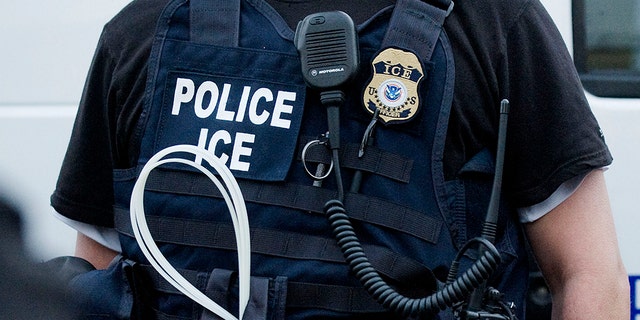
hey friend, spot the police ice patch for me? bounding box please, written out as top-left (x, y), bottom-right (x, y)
top-left (363, 48), bottom-right (424, 124)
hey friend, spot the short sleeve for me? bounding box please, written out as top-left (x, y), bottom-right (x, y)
top-left (504, 1), bottom-right (612, 207)
top-left (50, 29), bottom-right (117, 227)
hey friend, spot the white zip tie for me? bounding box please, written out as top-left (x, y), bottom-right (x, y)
top-left (130, 144), bottom-right (250, 320)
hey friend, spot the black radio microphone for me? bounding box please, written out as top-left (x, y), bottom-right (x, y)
top-left (295, 10), bottom-right (359, 200)
top-left (295, 11), bottom-right (359, 151)
top-left (294, 11), bottom-right (359, 90)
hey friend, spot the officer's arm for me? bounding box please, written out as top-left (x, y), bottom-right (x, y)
top-left (75, 232), bottom-right (118, 270)
top-left (524, 170), bottom-right (629, 319)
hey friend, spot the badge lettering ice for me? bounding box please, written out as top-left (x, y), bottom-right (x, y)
top-left (171, 77), bottom-right (297, 172)
top-left (384, 64), bottom-right (414, 79)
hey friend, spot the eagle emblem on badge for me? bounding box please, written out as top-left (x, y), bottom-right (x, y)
top-left (363, 47), bottom-right (424, 124)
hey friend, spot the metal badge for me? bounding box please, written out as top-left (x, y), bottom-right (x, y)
top-left (362, 47), bottom-right (424, 125)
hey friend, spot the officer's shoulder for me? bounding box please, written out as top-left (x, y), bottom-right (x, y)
top-left (100, 0), bottom-right (167, 53)
top-left (451, 0), bottom-right (536, 20)
top-left (447, 0), bottom-right (539, 38)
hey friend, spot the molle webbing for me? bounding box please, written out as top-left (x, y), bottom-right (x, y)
top-left (115, 207), bottom-right (434, 285)
top-left (139, 265), bottom-right (389, 316)
top-left (136, 169), bottom-right (443, 244)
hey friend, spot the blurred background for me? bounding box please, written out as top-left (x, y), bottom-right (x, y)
top-left (0, 1), bottom-right (131, 259)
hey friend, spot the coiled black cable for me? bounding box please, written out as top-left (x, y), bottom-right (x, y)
top-left (325, 199), bottom-right (503, 318)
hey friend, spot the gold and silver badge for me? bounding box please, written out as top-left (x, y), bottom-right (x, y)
top-left (363, 47), bottom-right (424, 125)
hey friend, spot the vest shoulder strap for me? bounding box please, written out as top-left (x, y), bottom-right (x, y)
top-left (382, 0), bottom-right (453, 60)
top-left (190, 0), bottom-right (240, 46)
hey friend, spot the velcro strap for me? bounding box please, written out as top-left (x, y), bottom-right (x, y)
top-left (297, 138), bottom-right (414, 183)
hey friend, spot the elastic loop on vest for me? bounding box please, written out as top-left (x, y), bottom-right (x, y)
top-left (130, 144), bottom-right (250, 320)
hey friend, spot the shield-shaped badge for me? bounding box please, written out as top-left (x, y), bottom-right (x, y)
top-left (363, 47), bottom-right (424, 125)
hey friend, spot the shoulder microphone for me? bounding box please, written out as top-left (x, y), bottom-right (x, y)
top-left (294, 11), bottom-right (359, 90)
top-left (294, 10), bottom-right (359, 199)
